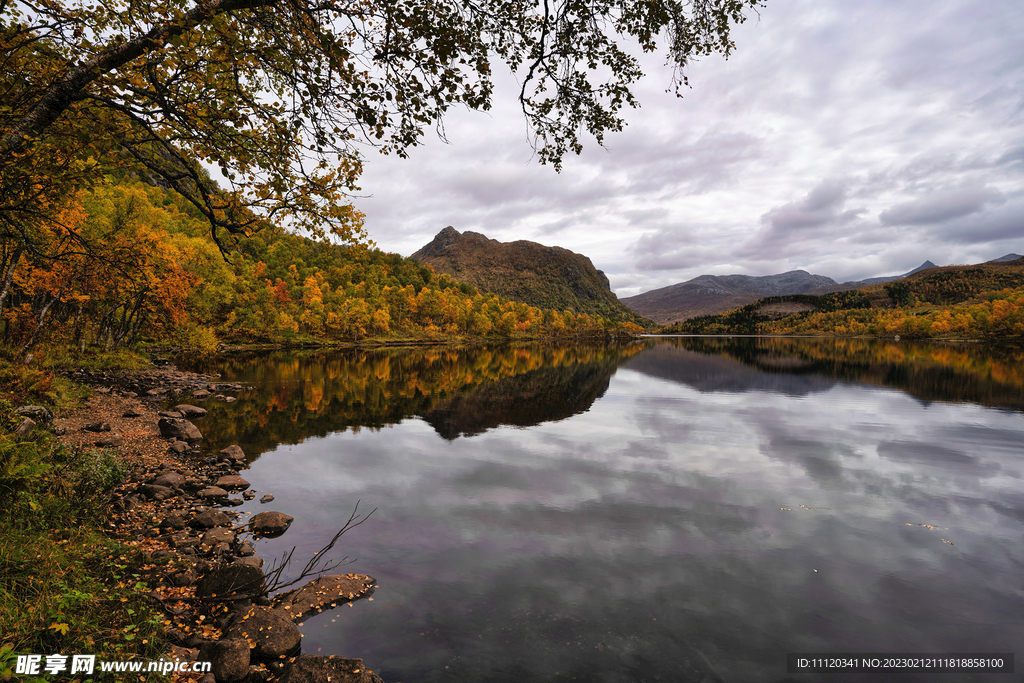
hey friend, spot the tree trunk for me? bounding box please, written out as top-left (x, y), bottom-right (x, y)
top-left (18, 290), bottom-right (61, 357)
top-left (0, 245), bottom-right (23, 319)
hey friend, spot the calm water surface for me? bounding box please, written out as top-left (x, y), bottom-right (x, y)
top-left (182, 338), bottom-right (1024, 682)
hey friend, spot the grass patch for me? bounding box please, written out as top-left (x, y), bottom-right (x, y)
top-left (40, 346), bottom-right (153, 373)
top-left (0, 397), bottom-right (167, 681)
top-left (0, 343), bottom-right (153, 410)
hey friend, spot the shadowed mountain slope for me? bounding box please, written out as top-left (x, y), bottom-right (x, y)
top-left (411, 227), bottom-right (651, 327)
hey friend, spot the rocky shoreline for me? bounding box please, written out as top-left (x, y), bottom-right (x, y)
top-left (41, 364), bottom-right (385, 683)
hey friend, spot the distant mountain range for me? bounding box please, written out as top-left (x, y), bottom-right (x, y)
top-left (619, 271), bottom-right (839, 325)
top-left (411, 227), bottom-right (650, 326)
top-left (988, 253), bottom-right (1023, 263)
top-left (857, 260), bottom-right (938, 285)
top-left (622, 255), bottom-right (1021, 325)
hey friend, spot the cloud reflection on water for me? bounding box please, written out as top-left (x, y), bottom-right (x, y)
top-left (194, 339), bottom-right (1024, 682)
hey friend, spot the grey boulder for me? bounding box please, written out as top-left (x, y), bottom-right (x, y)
top-left (157, 418), bottom-right (203, 443)
top-left (225, 606), bottom-right (300, 662)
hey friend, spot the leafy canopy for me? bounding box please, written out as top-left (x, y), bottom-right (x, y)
top-left (0, 0), bottom-right (764, 255)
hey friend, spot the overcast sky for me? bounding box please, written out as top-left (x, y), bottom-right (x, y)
top-left (351, 0), bottom-right (1024, 297)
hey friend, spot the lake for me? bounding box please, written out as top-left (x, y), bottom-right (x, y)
top-left (180, 337), bottom-right (1024, 682)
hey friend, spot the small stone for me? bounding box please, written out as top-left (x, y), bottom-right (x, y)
top-left (237, 540), bottom-right (256, 557)
top-left (225, 607), bottom-right (301, 662)
top-left (158, 418), bottom-right (203, 442)
top-left (168, 567), bottom-right (198, 587)
top-left (192, 389), bottom-right (211, 399)
top-left (122, 409), bottom-right (143, 418)
top-left (13, 406), bottom-right (53, 424)
top-left (168, 441), bottom-right (189, 454)
top-left (146, 388), bottom-right (164, 396)
top-left (151, 471), bottom-right (185, 489)
top-left (169, 533), bottom-right (201, 549)
top-left (216, 475), bottom-right (250, 491)
top-left (82, 421), bottom-right (111, 432)
top-left (94, 432), bottom-right (124, 447)
top-left (14, 418), bottom-right (35, 438)
top-left (159, 514), bottom-right (187, 531)
top-left (195, 564), bottom-right (265, 600)
top-left (224, 396), bottom-right (237, 403)
top-left (219, 445), bottom-right (246, 462)
top-left (158, 410), bottom-right (184, 419)
top-left (183, 477), bottom-right (207, 491)
top-left (260, 494), bottom-right (274, 504)
top-left (223, 497), bottom-right (245, 507)
top-left (196, 486), bottom-right (229, 499)
top-left (190, 509), bottom-right (231, 529)
top-left (174, 404), bottom-right (208, 418)
top-left (233, 556), bottom-right (264, 569)
top-left (119, 493), bottom-right (146, 509)
top-left (250, 511), bottom-right (293, 537)
top-left (202, 527), bottom-right (236, 546)
top-left (242, 490), bottom-right (255, 500)
top-left (243, 664), bottom-right (274, 683)
top-left (139, 484), bottom-right (175, 501)
top-left (198, 639), bottom-right (250, 683)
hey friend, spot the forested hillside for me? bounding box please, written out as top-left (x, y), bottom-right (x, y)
top-left (0, 176), bottom-right (641, 354)
top-left (659, 262), bottom-right (1024, 339)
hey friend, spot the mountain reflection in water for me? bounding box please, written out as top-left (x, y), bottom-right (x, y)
top-left (180, 338), bottom-right (1024, 682)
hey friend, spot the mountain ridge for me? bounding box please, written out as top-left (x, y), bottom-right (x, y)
top-left (411, 227), bottom-right (651, 327)
top-left (620, 270), bottom-right (841, 325)
top-left (622, 260), bottom-right (953, 324)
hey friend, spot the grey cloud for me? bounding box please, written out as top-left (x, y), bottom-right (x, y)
top-left (607, 129), bottom-right (765, 195)
top-left (629, 224), bottom-right (713, 272)
top-left (933, 196), bottom-right (1024, 244)
top-left (879, 185), bottom-right (1004, 226)
top-left (760, 180), bottom-right (863, 233)
top-left (996, 144), bottom-right (1024, 170)
top-left (633, 248), bottom-right (710, 272)
top-left (622, 207), bottom-right (672, 227)
top-left (632, 238), bottom-right (720, 272)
